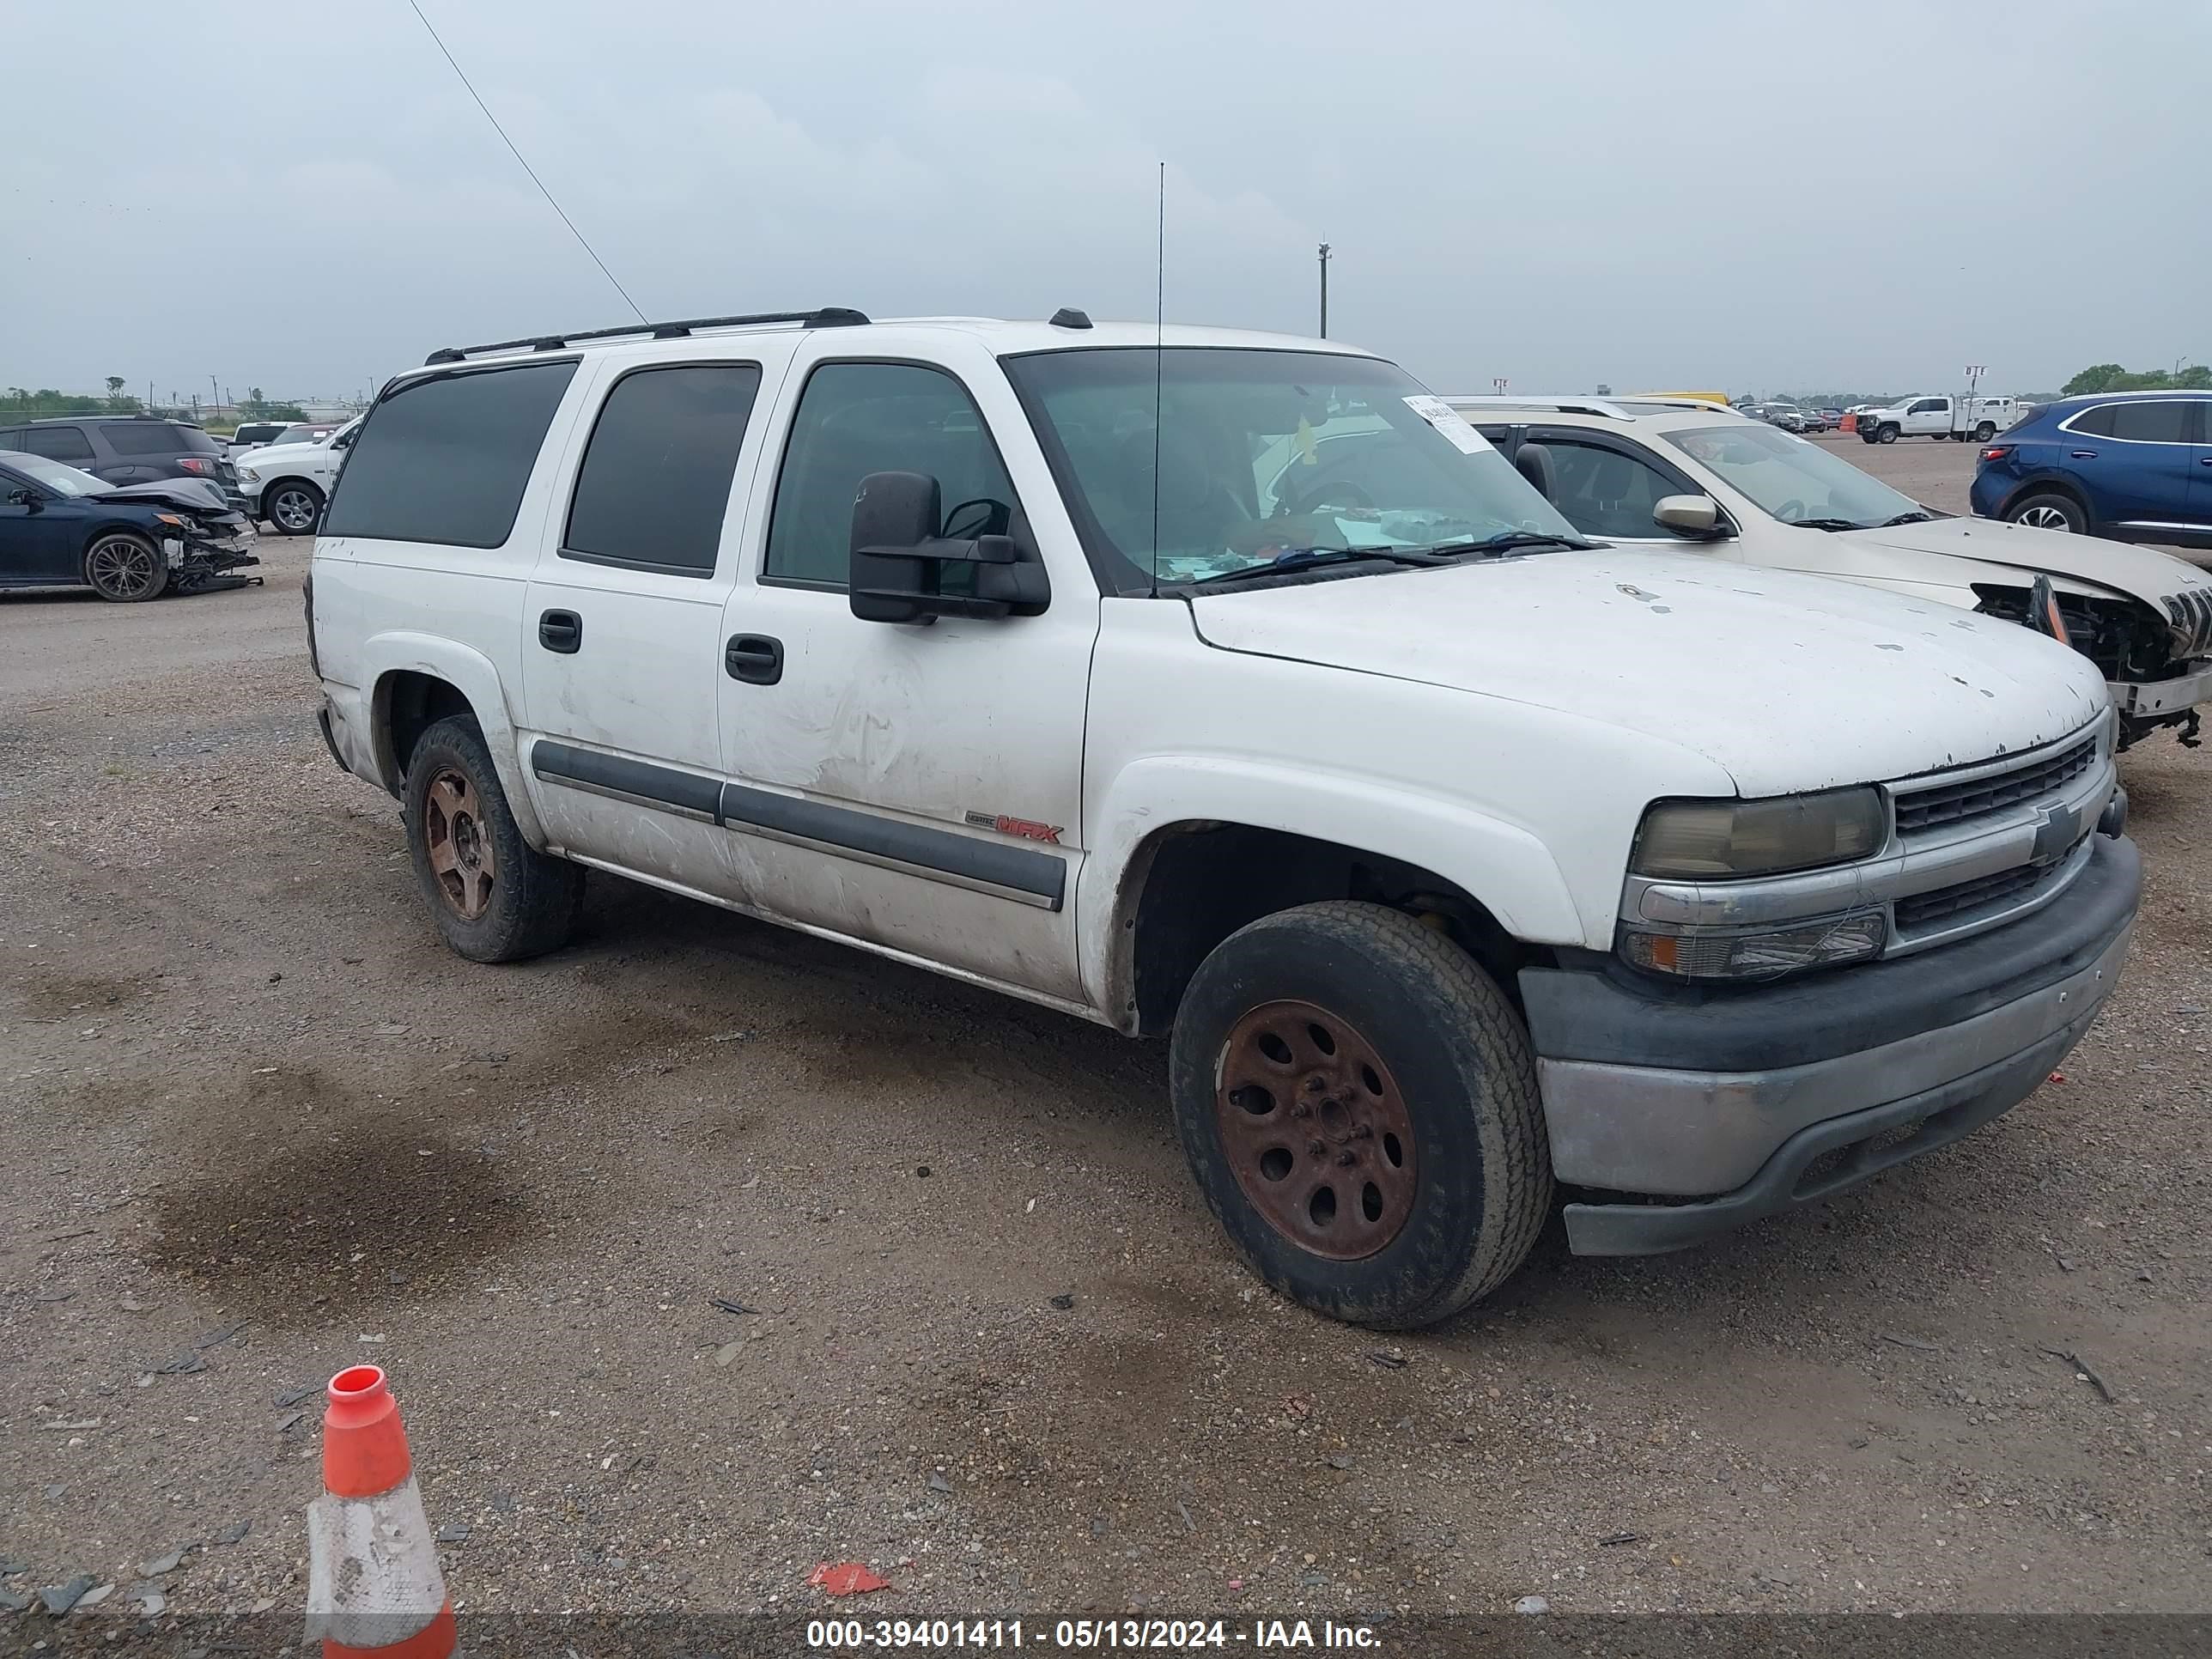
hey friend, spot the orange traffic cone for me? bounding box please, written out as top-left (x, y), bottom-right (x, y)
top-left (304, 1364), bottom-right (458, 1659)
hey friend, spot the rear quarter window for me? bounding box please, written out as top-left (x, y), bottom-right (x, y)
top-left (323, 362), bottom-right (578, 548)
top-left (105, 422), bottom-right (219, 456)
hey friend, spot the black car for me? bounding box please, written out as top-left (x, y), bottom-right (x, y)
top-left (0, 450), bottom-right (258, 600)
top-left (0, 415), bottom-right (247, 509)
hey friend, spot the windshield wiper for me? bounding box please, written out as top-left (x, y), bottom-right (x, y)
top-left (1188, 547), bottom-right (1448, 586)
top-left (1401, 531), bottom-right (1596, 556)
top-left (1789, 516), bottom-right (1866, 532)
top-left (1878, 509), bottom-right (1942, 526)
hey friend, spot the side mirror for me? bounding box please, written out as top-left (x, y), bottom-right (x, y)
top-left (6, 486), bottom-right (36, 507)
top-left (1653, 494), bottom-right (1722, 538)
top-left (848, 471), bottom-right (1050, 624)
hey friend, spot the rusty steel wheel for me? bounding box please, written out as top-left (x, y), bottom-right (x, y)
top-left (1215, 999), bottom-right (1418, 1261)
top-left (422, 768), bottom-right (496, 921)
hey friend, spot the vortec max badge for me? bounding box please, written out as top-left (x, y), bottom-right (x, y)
top-left (966, 810), bottom-right (1063, 846)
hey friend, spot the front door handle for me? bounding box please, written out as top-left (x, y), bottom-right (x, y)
top-left (725, 634), bottom-right (783, 685)
top-left (538, 609), bottom-right (582, 653)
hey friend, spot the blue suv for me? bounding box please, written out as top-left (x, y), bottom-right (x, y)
top-left (1972, 392), bottom-right (2212, 547)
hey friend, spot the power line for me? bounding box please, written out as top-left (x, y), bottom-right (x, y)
top-left (404, 0), bottom-right (647, 323)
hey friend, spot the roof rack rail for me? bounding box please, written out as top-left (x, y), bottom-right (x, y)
top-left (1444, 394), bottom-right (1751, 422)
top-left (1442, 394), bottom-right (1639, 420)
top-left (422, 307), bottom-right (870, 366)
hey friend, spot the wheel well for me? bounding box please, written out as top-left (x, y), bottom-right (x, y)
top-left (263, 474), bottom-right (323, 498)
top-left (1123, 823), bottom-right (1540, 1036)
top-left (2003, 477), bottom-right (2090, 520)
top-left (374, 671), bottom-right (474, 793)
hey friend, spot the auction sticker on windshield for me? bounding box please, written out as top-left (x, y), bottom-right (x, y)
top-left (1401, 395), bottom-right (1492, 455)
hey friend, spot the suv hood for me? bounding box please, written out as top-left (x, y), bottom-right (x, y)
top-left (239, 439), bottom-right (329, 470)
top-left (1188, 550), bottom-right (2108, 795)
top-left (93, 477), bottom-right (234, 517)
top-left (1850, 518), bottom-right (2212, 611)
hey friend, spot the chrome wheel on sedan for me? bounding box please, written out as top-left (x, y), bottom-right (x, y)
top-left (84, 532), bottom-right (168, 602)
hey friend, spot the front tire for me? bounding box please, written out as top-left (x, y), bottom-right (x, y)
top-left (1876, 423), bottom-right (1899, 444)
top-left (84, 532), bottom-right (168, 602)
top-left (403, 715), bottom-right (584, 963)
top-left (2006, 490), bottom-right (2089, 534)
top-left (1169, 901), bottom-right (1553, 1328)
top-left (264, 480), bottom-right (324, 536)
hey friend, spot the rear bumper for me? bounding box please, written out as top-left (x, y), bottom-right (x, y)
top-left (1520, 834), bottom-right (2140, 1255)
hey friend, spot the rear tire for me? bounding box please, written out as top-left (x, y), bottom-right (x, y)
top-left (264, 480), bottom-right (324, 536)
top-left (2006, 490), bottom-right (2089, 534)
top-left (1974, 422), bottom-right (1996, 441)
top-left (403, 714), bottom-right (584, 963)
top-left (83, 532), bottom-right (168, 602)
top-left (1169, 901), bottom-right (1553, 1328)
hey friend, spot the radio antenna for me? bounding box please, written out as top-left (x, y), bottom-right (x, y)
top-left (1150, 161), bottom-right (1165, 599)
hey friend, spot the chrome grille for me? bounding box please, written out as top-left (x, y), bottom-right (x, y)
top-left (1893, 736), bottom-right (2096, 836)
top-left (2164, 588), bottom-right (2212, 659)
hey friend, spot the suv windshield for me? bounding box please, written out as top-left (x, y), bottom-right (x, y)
top-left (1662, 422), bottom-right (1930, 529)
top-left (4, 453), bottom-right (105, 496)
top-left (1004, 348), bottom-right (1585, 592)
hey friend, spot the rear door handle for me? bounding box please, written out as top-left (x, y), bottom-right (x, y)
top-left (538, 609), bottom-right (582, 653)
top-left (725, 634), bottom-right (783, 685)
top-left (2069, 449), bottom-right (2099, 459)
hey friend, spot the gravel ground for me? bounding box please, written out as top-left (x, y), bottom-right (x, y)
top-left (3, 492), bottom-right (2209, 1639)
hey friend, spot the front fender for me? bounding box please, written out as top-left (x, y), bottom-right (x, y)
top-left (360, 631), bottom-right (546, 848)
top-left (1076, 756), bottom-right (1586, 1018)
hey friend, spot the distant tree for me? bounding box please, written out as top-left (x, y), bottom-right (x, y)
top-left (2062, 363), bottom-right (2130, 395)
top-left (2059, 362), bottom-right (2209, 395)
top-left (105, 376), bottom-right (125, 396)
top-left (262, 402), bottom-right (310, 422)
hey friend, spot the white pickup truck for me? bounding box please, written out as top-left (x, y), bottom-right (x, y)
top-left (1856, 394), bottom-right (2020, 444)
top-left (308, 309), bottom-right (2140, 1328)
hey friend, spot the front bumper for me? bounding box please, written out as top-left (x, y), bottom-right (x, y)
top-left (2112, 661), bottom-right (2212, 721)
top-left (1520, 833), bottom-right (2141, 1255)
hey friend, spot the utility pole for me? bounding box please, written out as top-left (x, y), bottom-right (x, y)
top-left (1316, 241), bottom-right (1331, 338)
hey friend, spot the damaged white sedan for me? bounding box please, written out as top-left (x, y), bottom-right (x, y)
top-left (1450, 397), bottom-right (2212, 749)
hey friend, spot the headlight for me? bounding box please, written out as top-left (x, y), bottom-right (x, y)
top-left (1620, 909), bottom-right (1887, 981)
top-left (1630, 787), bottom-right (1886, 880)
top-left (154, 513), bottom-right (186, 527)
top-left (239, 466), bottom-right (260, 484)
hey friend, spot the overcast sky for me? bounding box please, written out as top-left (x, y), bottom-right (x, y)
top-left (5, 1), bottom-right (2203, 403)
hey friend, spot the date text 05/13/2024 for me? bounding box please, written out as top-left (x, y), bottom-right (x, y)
top-left (806, 1618), bottom-right (1383, 1649)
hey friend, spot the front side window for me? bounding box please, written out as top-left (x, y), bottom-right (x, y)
top-left (565, 364), bottom-right (762, 575)
top-left (763, 362), bottom-right (1018, 588)
top-left (1663, 422), bottom-right (1929, 529)
top-left (1542, 440), bottom-right (1684, 539)
top-left (324, 362), bottom-right (577, 548)
top-left (20, 425), bottom-right (94, 464)
top-left (2101, 401), bottom-right (2192, 444)
top-left (1005, 348), bottom-right (1581, 592)
top-left (1910, 398), bottom-right (1945, 414)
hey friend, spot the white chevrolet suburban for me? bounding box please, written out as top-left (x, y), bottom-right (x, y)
top-left (308, 308), bottom-right (2141, 1328)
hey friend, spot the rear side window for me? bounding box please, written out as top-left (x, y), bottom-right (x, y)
top-left (105, 422), bottom-right (216, 456)
top-left (763, 362), bottom-right (1018, 587)
top-left (19, 425), bottom-right (94, 464)
top-left (563, 364), bottom-right (762, 575)
top-left (325, 362), bottom-right (577, 548)
top-left (2103, 401), bottom-right (2192, 444)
